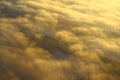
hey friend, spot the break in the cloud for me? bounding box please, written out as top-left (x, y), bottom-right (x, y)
top-left (0, 0), bottom-right (120, 80)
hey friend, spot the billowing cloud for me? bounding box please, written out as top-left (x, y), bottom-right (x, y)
top-left (0, 0), bottom-right (120, 80)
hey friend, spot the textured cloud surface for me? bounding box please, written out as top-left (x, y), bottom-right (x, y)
top-left (0, 0), bottom-right (120, 80)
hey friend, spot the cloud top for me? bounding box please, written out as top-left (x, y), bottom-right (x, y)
top-left (0, 0), bottom-right (120, 80)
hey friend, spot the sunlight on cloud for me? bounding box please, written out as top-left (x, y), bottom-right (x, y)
top-left (0, 0), bottom-right (120, 80)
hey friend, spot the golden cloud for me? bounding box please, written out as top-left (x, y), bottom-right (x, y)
top-left (0, 0), bottom-right (120, 80)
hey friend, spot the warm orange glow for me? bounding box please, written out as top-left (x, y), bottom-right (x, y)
top-left (0, 0), bottom-right (120, 80)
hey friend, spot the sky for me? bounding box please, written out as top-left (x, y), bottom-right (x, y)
top-left (0, 0), bottom-right (120, 80)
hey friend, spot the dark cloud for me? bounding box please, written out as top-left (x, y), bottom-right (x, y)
top-left (0, 1), bottom-right (26, 18)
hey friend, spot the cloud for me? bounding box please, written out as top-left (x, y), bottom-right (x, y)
top-left (0, 0), bottom-right (120, 80)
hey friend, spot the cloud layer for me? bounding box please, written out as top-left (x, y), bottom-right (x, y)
top-left (0, 0), bottom-right (120, 80)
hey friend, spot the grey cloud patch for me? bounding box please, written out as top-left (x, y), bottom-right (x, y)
top-left (0, 0), bottom-right (120, 80)
top-left (0, 1), bottom-right (26, 18)
top-left (2, 0), bottom-right (18, 4)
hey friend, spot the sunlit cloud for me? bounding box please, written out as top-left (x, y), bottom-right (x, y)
top-left (0, 0), bottom-right (120, 80)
